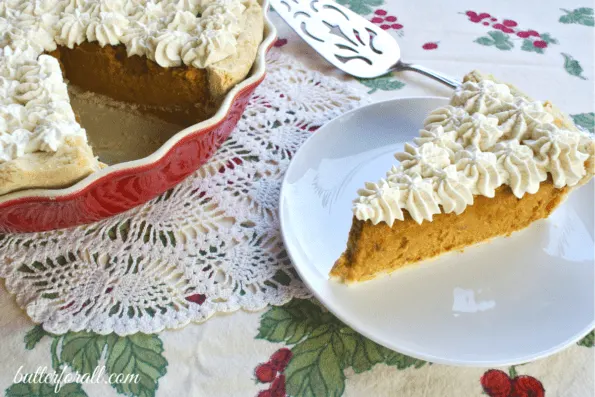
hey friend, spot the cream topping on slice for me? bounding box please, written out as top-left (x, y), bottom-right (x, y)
top-left (354, 79), bottom-right (594, 225)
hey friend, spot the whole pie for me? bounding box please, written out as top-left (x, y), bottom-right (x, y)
top-left (0, 0), bottom-right (264, 195)
top-left (331, 71), bottom-right (595, 283)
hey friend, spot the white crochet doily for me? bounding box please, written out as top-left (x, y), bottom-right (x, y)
top-left (0, 49), bottom-right (368, 335)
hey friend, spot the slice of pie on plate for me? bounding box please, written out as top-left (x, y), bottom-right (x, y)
top-left (331, 71), bottom-right (595, 283)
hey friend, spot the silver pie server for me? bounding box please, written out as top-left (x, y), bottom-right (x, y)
top-left (269, 0), bottom-right (461, 89)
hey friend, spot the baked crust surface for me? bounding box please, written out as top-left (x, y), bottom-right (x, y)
top-left (0, 2), bottom-right (264, 195)
top-left (0, 136), bottom-right (101, 196)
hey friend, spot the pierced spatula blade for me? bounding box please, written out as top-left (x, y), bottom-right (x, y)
top-left (270, 0), bottom-right (400, 78)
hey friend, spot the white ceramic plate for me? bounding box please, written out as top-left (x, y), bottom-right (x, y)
top-left (280, 97), bottom-right (595, 367)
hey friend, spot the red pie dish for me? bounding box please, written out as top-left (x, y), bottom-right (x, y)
top-left (0, 4), bottom-right (277, 233)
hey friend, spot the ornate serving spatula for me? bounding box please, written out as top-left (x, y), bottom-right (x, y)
top-left (270, 0), bottom-right (460, 88)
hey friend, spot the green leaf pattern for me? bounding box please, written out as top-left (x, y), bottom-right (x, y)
top-left (540, 32), bottom-right (559, 45)
top-left (335, 0), bottom-right (384, 15)
top-left (6, 330), bottom-right (167, 397)
top-left (257, 299), bottom-right (427, 396)
top-left (521, 39), bottom-right (544, 54)
top-left (474, 31), bottom-right (514, 51)
top-left (571, 113), bottom-right (595, 133)
top-left (562, 53), bottom-right (588, 80)
top-left (577, 330), bottom-right (595, 347)
top-left (559, 7), bottom-right (594, 26)
top-left (356, 73), bottom-right (406, 94)
top-left (106, 334), bottom-right (168, 397)
top-left (24, 325), bottom-right (49, 350)
top-left (6, 382), bottom-right (87, 397)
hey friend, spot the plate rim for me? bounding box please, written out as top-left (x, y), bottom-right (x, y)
top-left (279, 95), bottom-right (595, 367)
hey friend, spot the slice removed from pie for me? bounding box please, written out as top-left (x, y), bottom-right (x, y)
top-left (331, 71), bottom-right (594, 283)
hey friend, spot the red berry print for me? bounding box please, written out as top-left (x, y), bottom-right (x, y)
top-left (370, 11), bottom-right (403, 32)
top-left (257, 391), bottom-right (272, 397)
top-left (510, 375), bottom-right (545, 397)
top-left (185, 294), bottom-right (206, 305)
top-left (527, 30), bottom-right (540, 37)
top-left (503, 19), bottom-right (517, 27)
top-left (493, 23), bottom-right (514, 34)
top-left (273, 38), bottom-right (287, 48)
top-left (270, 375), bottom-right (286, 397)
top-left (255, 363), bottom-right (277, 383)
top-left (483, 21), bottom-right (489, 26)
top-left (465, 11), bottom-right (481, 23)
top-left (533, 40), bottom-right (547, 48)
top-left (465, 11), bottom-right (491, 23)
top-left (517, 31), bottom-right (530, 38)
top-left (491, 17), bottom-right (497, 21)
top-left (480, 369), bottom-right (545, 397)
top-left (422, 42), bottom-right (438, 50)
top-left (481, 370), bottom-right (512, 397)
top-left (269, 348), bottom-right (293, 372)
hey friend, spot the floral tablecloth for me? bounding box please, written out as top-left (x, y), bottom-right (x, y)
top-left (1, 1), bottom-right (594, 396)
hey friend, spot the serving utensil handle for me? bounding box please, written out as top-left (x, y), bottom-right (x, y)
top-left (393, 62), bottom-right (462, 89)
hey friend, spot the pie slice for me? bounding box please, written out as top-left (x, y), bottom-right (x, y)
top-left (331, 71), bottom-right (595, 283)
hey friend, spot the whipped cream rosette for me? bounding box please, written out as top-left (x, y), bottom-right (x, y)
top-left (354, 78), bottom-right (595, 225)
top-left (0, 0), bottom-right (256, 163)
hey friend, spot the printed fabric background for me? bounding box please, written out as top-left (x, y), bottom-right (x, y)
top-left (0, 0), bottom-right (593, 396)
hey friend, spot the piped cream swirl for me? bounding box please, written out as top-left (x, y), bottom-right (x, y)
top-left (431, 165), bottom-right (474, 214)
top-left (456, 113), bottom-right (502, 150)
top-left (414, 125), bottom-right (463, 162)
top-left (451, 80), bottom-right (514, 114)
top-left (354, 180), bottom-right (404, 226)
top-left (455, 148), bottom-right (501, 197)
top-left (394, 142), bottom-right (450, 178)
top-left (491, 140), bottom-right (546, 197)
top-left (495, 99), bottom-right (554, 141)
top-left (525, 125), bottom-right (588, 188)
top-left (354, 76), bottom-right (595, 226)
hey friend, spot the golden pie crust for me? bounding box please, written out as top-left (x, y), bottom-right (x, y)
top-left (0, 2), bottom-right (263, 196)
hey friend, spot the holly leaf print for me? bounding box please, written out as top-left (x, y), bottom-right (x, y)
top-left (284, 325), bottom-right (346, 397)
top-left (59, 332), bottom-right (108, 376)
top-left (562, 53), bottom-right (588, 80)
top-left (571, 112), bottom-right (595, 133)
top-left (559, 7), bottom-right (594, 26)
top-left (24, 325), bottom-right (50, 350)
top-left (105, 334), bottom-right (168, 397)
top-left (474, 31), bottom-right (514, 51)
top-left (356, 73), bottom-right (405, 94)
top-left (256, 300), bottom-right (428, 396)
top-left (5, 382), bottom-right (87, 397)
top-left (335, 0), bottom-right (384, 16)
top-left (381, 348), bottom-right (428, 369)
top-left (339, 328), bottom-right (385, 373)
top-left (540, 32), bottom-right (559, 45)
top-left (20, 327), bottom-right (168, 397)
top-left (577, 330), bottom-right (595, 347)
top-left (257, 299), bottom-right (330, 344)
top-left (521, 39), bottom-right (544, 54)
